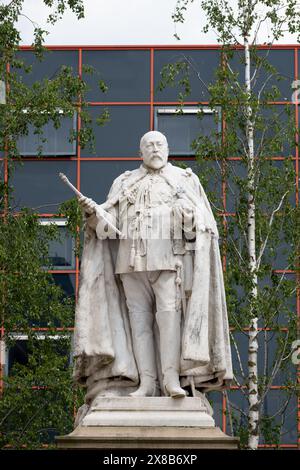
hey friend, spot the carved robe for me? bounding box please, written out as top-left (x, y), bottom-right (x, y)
top-left (73, 163), bottom-right (233, 404)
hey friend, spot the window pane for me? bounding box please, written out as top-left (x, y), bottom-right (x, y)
top-left (82, 50), bottom-right (150, 101)
top-left (6, 337), bottom-right (72, 376)
top-left (175, 159), bottom-right (222, 207)
top-left (155, 107), bottom-right (220, 155)
top-left (257, 331), bottom-right (297, 386)
top-left (154, 49), bottom-right (221, 101)
top-left (230, 332), bottom-right (248, 384)
top-left (80, 160), bottom-right (141, 202)
top-left (226, 160), bottom-right (296, 213)
top-left (10, 161), bottom-right (76, 212)
top-left (253, 50), bottom-right (294, 101)
top-left (7, 339), bottom-right (28, 374)
top-left (273, 274), bottom-right (296, 326)
top-left (17, 115), bottom-right (77, 156)
top-left (271, 232), bottom-right (295, 270)
top-left (230, 329), bottom-right (297, 388)
top-left (15, 50), bottom-right (78, 85)
top-left (225, 103), bottom-right (295, 159)
top-left (52, 274), bottom-right (75, 299)
top-left (227, 49), bottom-right (294, 101)
top-left (225, 390), bottom-right (248, 440)
top-left (227, 389), bottom-right (297, 445)
top-left (0, 160), bottom-right (5, 212)
top-left (206, 391), bottom-right (223, 429)
top-left (43, 223), bottom-right (75, 269)
top-left (258, 105), bottom-right (295, 157)
top-left (225, 160), bottom-right (246, 213)
top-left (81, 106), bottom-right (150, 157)
top-left (260, 390), bottom-right (298, 445)
top-left (80, 160), bottom-right (218, 204)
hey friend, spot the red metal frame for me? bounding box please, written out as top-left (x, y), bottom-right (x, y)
top-left (294, 48), bottom-right (300, 450)
top-left (1, 155), bottom-right (296, 161)
top-left (19, 45), bottom-right (300, 50)
top-left (82, 101), bottom-right (295, 106)
top-left (150, 48), bottom-right (154, 130)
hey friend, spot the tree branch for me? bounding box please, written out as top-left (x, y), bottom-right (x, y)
top-left (260, 330), bottom-right (290, 403)
top-left (230, 331), bottom-right (246, 379)
top-left (256, 190), bottom-right (290, 269)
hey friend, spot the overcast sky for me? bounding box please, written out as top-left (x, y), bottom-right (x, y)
top-left (11, 0), bottom-right (300, 45)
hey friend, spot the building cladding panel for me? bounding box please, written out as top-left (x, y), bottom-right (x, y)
top-left (1, 45), bottom-right (299, 448)
top-left (82, 50), bottom-right (151, 102)
top-left (81, 105), bottom-right (151, 157)
top-left (15, 50), bottom-right (79, 84)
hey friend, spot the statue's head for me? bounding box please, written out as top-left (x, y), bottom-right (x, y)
top-left (140, 131), bottom-right (169, 171)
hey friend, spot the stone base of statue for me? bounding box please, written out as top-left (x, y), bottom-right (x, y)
top-left (56, 397), bottom-right (239, 449)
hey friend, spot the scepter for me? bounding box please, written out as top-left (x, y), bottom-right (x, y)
top-left (58, 172), bottom-right (125, 238)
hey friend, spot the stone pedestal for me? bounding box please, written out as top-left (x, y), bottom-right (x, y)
top-left (56, 397), bottom-right (239, 449)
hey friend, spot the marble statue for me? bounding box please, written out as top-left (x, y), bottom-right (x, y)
top-left (72, 131), bottom-right (233, 422)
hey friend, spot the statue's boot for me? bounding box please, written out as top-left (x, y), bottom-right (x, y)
top-left (156, 310), bottom-right (186, 398)
top-left (128, 310), bottom-right (159, 397)
top-left (130, 375), bottom-right (159, 397)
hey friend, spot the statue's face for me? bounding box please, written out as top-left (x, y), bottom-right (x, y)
top-left (140, 132), bottom-right (169, 170)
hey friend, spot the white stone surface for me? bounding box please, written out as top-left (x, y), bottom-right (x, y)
top-left (81, 397), bottom-right (215, 428)
top-left (73, 131), bottom-right (233, 416)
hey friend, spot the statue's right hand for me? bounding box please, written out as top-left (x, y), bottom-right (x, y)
top-left (77, 196), bottom-right (97, 215)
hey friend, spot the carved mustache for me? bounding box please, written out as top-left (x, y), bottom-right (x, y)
top-left (150, 153), bottom-right (163, 159)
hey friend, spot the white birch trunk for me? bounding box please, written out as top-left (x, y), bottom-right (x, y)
top-left (244, 25), bottom-right (259, 450)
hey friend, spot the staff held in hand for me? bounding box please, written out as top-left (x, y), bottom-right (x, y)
top-left (58, 172), bottom-right (125, 238)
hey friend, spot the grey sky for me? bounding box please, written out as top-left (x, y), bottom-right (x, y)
top-left (11, 0), bottom-right (300, 45)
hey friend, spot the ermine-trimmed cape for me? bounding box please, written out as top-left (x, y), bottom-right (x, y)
top-left (73, 164), bottom-right (233, 404)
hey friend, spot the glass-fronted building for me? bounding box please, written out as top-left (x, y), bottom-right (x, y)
top-left (1, 45), bottom-right (299, 448)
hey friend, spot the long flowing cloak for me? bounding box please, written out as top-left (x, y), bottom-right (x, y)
top-left (73, 166), bottom-right (233, 404)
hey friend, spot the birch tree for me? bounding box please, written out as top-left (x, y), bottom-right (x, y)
top-left (160, 0), bottom-right (300, 449)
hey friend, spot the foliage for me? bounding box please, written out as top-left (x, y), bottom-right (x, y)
top-left (0, 206), bottom-right (81, 448)
top-left (0, 210), bottom-right (75, 332)
top-left (0, 336), bottom-right (82, 449)
top-left (59, 197), bottom-right (84, 257)
top-left (0, 1), bottom-right (109, 165)
top-left (0, 0), bottom-right (93, 449)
